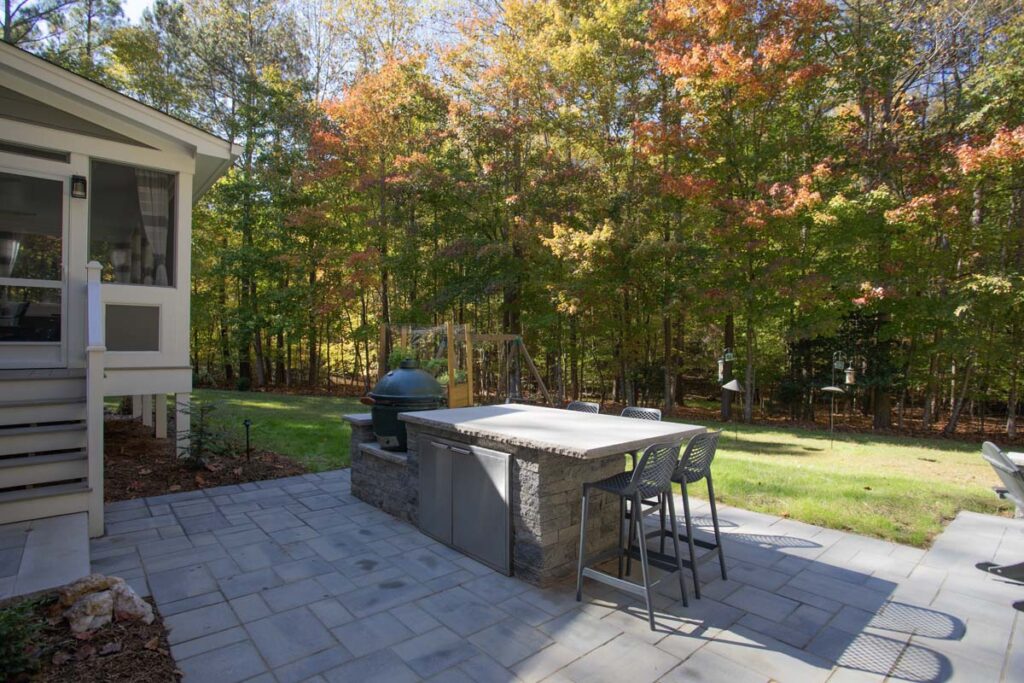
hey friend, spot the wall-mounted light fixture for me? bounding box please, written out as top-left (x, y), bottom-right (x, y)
top-left (71, 175), bottom-right (87, 198)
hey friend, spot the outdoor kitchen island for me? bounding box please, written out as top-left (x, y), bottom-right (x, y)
top-left (343, 404), bottom-right (704, 587)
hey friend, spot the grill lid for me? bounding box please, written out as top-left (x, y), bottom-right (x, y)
top-left (365, 358), bottom-right (444, 404)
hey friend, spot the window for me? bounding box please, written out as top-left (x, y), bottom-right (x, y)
top-left (0, 171), bottom-right (63, 342)
top-left (89, 160), bottom-right (176, 286)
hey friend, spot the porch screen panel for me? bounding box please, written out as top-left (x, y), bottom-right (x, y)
top-left (89, 161), bottom-right (176, 286)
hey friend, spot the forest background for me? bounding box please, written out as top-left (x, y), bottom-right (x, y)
top-left (6, 0), bottom-right (1024, 439)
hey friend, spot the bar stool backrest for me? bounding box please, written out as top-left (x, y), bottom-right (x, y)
top-left (673, 431), bottom-right (722, 484)
top-left (620, 406), bottom-right (662, 421)
top-left (567, 400), bottom-right (600, 413)
top-left (628, 440), bottom-right (683, 498)
top-left (982, 441), bottom-right (1024, 510)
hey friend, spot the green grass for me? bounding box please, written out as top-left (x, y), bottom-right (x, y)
top-left (188, 390), bottom-right (1010, 547)
top-left (671, 419), bottom-right (1012, 547)
top-left (192, 389), bottom-right (366, 472)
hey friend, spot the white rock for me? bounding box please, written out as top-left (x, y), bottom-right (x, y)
top-left (64, 590), bottom-right (114, 634)
top-left (59, 573), bottom-right (125, 608)
top-left (111, 582), bottom-right (154, 624)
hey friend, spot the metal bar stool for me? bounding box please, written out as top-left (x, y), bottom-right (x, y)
top-left (576, 440), bottom-right (687, 629)
top-left (620, 406), bottom-right (661, 421)
top-left (567, 400), bottom-right (600, 413)
top-left (656, 430), bottom-right (727, 598)
top-left (620, 406), bottom-right (663, 576)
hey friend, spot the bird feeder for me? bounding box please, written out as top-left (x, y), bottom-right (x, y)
top-left (845, 366), bottom-right (856, 385)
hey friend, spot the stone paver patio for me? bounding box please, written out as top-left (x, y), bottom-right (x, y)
top-left (90, 469), bottom-right (1023, 682)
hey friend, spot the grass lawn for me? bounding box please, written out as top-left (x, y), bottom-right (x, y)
top-left (189, 389), bottom-right (1011, 548)
top-left (675, 419), bottom-right (1011, 547)
top-left (192, 389), bottom-right (365, 472)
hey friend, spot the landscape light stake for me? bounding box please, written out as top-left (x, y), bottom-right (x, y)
top-left (243, 418), bottom-right (252, 462)
top-left (721, 379), bottom-right (743, 445)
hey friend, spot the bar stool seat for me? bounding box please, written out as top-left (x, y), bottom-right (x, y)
top-left (576, 440), bottom-right (688, 630)
top-left (653, 430), bottom-right (727, 598)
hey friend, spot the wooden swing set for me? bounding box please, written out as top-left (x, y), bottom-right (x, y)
top-left (390, 323), bottom-right (553, 408)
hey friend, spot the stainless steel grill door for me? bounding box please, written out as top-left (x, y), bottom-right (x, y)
top-left (419, 441), bottom-right (453, 543)
top-left (452, 445), bottom-right (510, 574)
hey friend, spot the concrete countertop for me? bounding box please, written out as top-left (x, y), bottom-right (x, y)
top-left (399, 403), bottom-right (705, 459)
top-left (342, 413), bottom-right (372, 426)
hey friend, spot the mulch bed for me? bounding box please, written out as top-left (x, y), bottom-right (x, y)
top-left (0, 594), bottom-right (177, 683)
top-left (104, 418), bottom-right (308, 502)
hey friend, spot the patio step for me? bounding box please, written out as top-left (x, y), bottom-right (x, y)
top-left (0, 512), bottom-right (90, 600)
top-left (0, 397), bottom-right (87, 426)
top-left (0, 370), bottom-right (86, 403)
top-left (0, 450), bottom-right (88, 488)
top-left (0, 483), bottom-right (91, 528)
top-left (0, 423), bottom-right (87, 457)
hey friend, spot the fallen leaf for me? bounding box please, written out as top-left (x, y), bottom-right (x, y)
top-left (139, 468), bottom-right (152, 475)
top-left (143, 637), bottom-right (160, 651)
top-left (169, 484), bottom-right (182, 492)
top-left (195, 473), bottom-right (206, 487)
top-left (232, 467), bottom-right (243, 476)
top-left (864, 486), bottom-right (872, 490)
top-left (205, 462), bottom-right (222, 473)
top-left (52, 651), bottom-right (71, 666)
top-left (76, 644), bottom-right (96, 661)
top-left (99, 642), bottom-right (122, 656)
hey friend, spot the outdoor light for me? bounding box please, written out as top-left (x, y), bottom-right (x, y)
top-left (822, 385), bottom-right (845, 448)
top-left (721, 379), bottom-right (743, 443)
top-left (718, 348), bottom-right (736, 381)
top-left (71, 175), bottom-right (87, 198)
top-left (722, 379), bottom-right (743, 393)
top-left (833, 352), bottom-right (847, 371)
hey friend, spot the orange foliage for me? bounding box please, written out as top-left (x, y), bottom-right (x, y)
top-left (954, 125), bottom-right (1024, 174)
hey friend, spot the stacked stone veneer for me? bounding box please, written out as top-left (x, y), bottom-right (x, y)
top-left (344, 414), bottom-right (418, 524)
top-left (345, 412), bottom-right (624, 587)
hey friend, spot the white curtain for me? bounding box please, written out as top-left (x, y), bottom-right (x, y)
top-left (0, 233), bottom-right (19, 278)
top-left (135, 170), bottom-right (172, 286)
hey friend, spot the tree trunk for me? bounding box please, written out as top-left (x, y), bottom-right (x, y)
top-left (308, 270), bottom-right (319, 386)
top-left (721, 314), bottom-right (735, 420)
top-left (743, 317), bottom-right (754, 423)
top-left (921, 351), bottom-right (939, 428)
top-left (663, 310), bottom-right (675, 415)
top-left (1008, 365), bottom-right (1019, 440)
top-left (872, 387), bottom-right (892, 429)
top-left (275, 331), bottom-right (286, 385)
top-left (569, 316), bottom-right (579, 401)
top-left (944, 357), bottom-right (974, 436)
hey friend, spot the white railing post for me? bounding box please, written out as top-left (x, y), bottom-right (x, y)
top-left (85, 261), bottom-right (106, 537)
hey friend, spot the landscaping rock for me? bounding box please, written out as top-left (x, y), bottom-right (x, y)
top-left (61, 573), bottom-right (155, 634)
top-left (112, 581), bottom-right (155, 625)
top-left (65, 590), bottom-right (114, 634)
top-left (59, 573), bottom-right (124, 607)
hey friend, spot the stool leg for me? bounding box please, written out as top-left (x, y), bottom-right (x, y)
top-left (666, 491), bottom-right (688, 607)
top-left (707, 474), bottom-right (727, 580)
top-left (633, 493), bottom-right (656, 630)
top-left (658, 493), bottom-right (667, 555)
top-left (626, 498), bottom-right (637, 577)
top-left (618, 495), bottom-right (626, 579)
top-left (576, 487), bottom-right (590, 601)
top-left (681, 479), bottom-right (700, 599)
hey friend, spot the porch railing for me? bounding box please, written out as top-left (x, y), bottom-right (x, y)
top-left (85, 261), bottom-right (105, 537)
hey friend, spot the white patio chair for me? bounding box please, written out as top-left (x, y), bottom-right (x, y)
top-left (977, 442), bottom-right (1024, 597)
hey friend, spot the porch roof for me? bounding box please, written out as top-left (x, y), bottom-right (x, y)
top-left (0, 41), bottom-right (239, 200)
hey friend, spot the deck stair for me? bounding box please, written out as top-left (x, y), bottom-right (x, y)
top-left (0, 513), bottom-right (91, 600)
top-left (0, 370), bottom-right (91, 527)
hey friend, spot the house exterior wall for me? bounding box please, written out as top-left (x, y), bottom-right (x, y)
top-left (0, 116), bottom-right (196, 397)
